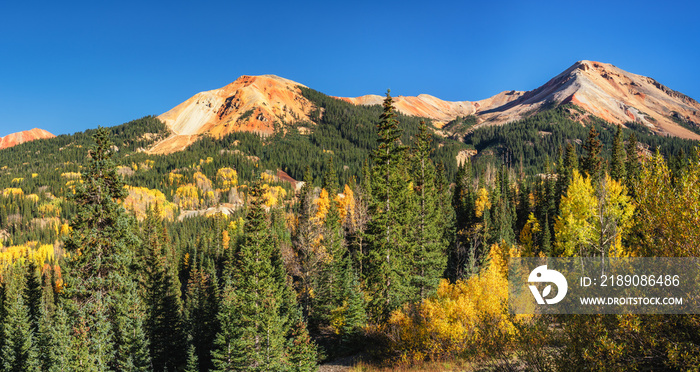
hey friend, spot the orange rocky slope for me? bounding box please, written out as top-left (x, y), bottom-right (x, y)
top-left (475, 61), bottom-right (700, 139)
top-left (338, 91), bottom-right (525, 128)
top-left (151, 61), bottom-right (700, 154)
top-left (0, 128), bottom-right (55, 150)
top-left (150, 75), bottom-right (315, 154)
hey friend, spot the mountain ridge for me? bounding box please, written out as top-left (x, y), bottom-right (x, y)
top-left (150, 60), bottom-right (700, 153)
top-left (0, 128), bottom-right (55, 150)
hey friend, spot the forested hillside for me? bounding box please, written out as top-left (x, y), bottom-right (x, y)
top-left (0, 90), bottom-right (699, 371)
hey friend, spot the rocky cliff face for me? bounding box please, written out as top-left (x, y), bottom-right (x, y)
top-left (0, 128), bottom-right (55, 149)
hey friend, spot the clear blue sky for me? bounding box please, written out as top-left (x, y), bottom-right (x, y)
top-left (1, 0), bottom-right (698, 137)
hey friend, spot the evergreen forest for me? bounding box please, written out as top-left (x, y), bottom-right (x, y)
top-left (0, 89), bottom-right (699, 371)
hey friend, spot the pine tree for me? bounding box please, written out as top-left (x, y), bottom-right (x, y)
top-left (285, 306), bottom-right (318, 372)
top-left (581, 126), bottom-right (603, 182)
top-left (366, 90), bottom-right (416, 320)
top-left (140, 205), bottom-right (187, 372)
top-left (610, 124), bottom-right (626, 181)
top-left (341, 269), bottom-right (366, 351)
top-left (184, 257), bottom-right (219, 372)
top-left (211, 182), bottom-right (288, 370)
top-left (411, 120), bottom-right (447, 299)
top-left (184, 344), bottom-right (199, 372)
top-left (62, 127), bottom-right (151, 370)
top-left (313, 156), bottom-right (349, 329)
top-left (448, 162), bottom-right (475, 282)
top-left (626, 132), bottom-right (641, 197)
top-left (1, 263), bottom-right (40, 372)
top-left (292, 167), bottom-right (323, 320)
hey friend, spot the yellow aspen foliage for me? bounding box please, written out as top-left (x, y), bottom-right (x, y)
top-left (199, 157), bottom-right (213, 165)
top-left (139, 159), bottom-right (155, 170)
top-left (630, 150), bottom-right (700, 257)
top-left (193, 171), bottom-right (213, 191)
top-left (474, 187), bottom-right (491, 218)
top-left (204, 190), bottom-right (219, 206)
top-left (382, 243), bottom-right (523, 363)
top-left (0, 242), bottom-right (56, 270)
top-left (11, 178), bottom-right (24, 184)
top-left (59, 223), bottom-right (72, 237)
top-left (336, 184), bottom-right (355, 222)
top-left (2, 188), bottom-right (24, 197)
top-left (598, 174), bottom-right (635, 257)
top-left (26, 194), bottom-right (40, 203)
top-left (222, 230), bottom-right (230, 250)
top-left (31, 173), bottom-right (38, 178)
top-left (123, 186), bottom-right (178, 221)
top-left (168, 172), bottom-right (184, 186)
top-left (216, 167), bottom-right (238, 189)
top-left (314, 188), bottom-right (331, 222)
top-left (60, 172), bottom-right (81, 180)
top-left (261, 184), bottom-right (287, 208)
top-left (519, 213), bottom-right (541, 257)
top-left (555, 170), bottom-right (597, 256)
top-left (260, 172), bottom-right (276, 183)
top-left (175, 184), bottom-right (200, 210)
top-left (556, 170), bottom-right (634, 257)
top-left (39, 199), bottom-right (62, 217)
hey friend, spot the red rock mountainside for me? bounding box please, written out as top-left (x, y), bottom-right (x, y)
top-left (341, 61), bottom-right (700, 140)
top-left (338, 91), bottom-right (525, 128)
top-left (475, 60), bottom-right (700, 139)
top-left (151, 61), bottom-right (700, 153)
top-left (0, 128), bottom-right (55, 149)
top-left (150, 75), bottom-right (315, 154)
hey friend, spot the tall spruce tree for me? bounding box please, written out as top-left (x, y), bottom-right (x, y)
top-left (581, 126), bottom-right (603, 182)
top-left (448, 162), bottom-right (475, 282)
top-left (610, 124), bottom-right (626, 181)
top-left (625, 132), bottom-right (641, 197)
top-left (292, 167), bottom-right (322, 320)
top-left (1, 263), bottom-right (40, 372)
top-left (212, 182), bottom-right (316, 371)
top-left (62, 127), bottom-right (150, 370)
top-left (366, 90), bottom-right (416, 320)
top-left (411, 120), bottom-right (447, 299)
top-left (140, 205), bottom-right (187, 372)
top-left (313, 156), bottom-right (349, 329)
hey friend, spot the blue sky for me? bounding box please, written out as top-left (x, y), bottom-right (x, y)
top-left (1, 0), bottom-right (698, 137)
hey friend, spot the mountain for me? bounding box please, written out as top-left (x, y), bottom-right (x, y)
top-left (150, 75), bottom-right (315, 154)
top-left (475, 60), bottom-right (700, 139)
top-left (342, 61), bottom-right (700, 140)
top-left (0, 128), bottom-right (55, 149)
top-left (150, 60), bottom-right (700, 154)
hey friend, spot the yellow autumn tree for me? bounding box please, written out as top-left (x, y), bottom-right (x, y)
top-left (381, 241), bottom-right (523, 363)
top-left (556, 170), bottom-right (634, 258)
top-left (519, 213), bottom-right (541, 257)
top-left (336, 184), bottom-right (355, 222)
top-left (175, 184), bottom-right (200, 210)
top-left (629, 149), bottom-right (700, 257)
top-left (555, 170), bottom-right (597, 256)
top-left (314, 188), bottom-right (331, 222)
top-left (216, 167), bottom-right (238, 190)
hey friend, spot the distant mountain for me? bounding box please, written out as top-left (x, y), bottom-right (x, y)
top-left (151, 75), bottom-right (315, 154)
top-left (337, 90), bottom-right (525, 127)
top-left (474, 60), bottom-right (700, 139)
top-left (0, 128), bottom-right (55, 149)
top-left (151, 60), bottom-right (700, 153)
